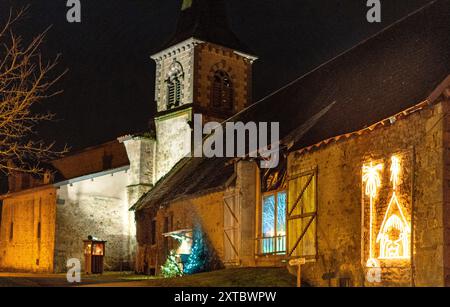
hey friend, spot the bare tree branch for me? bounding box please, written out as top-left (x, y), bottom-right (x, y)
top-left (0, 6), bottom-right (68, 175)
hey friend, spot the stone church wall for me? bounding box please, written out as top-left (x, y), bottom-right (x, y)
top-left (194, 42), bottom-right (254, 120)
top-left (0, 187), bottom-right (57, 273)
top-left (153, 41), bottom-right (195, 113)
top-left (155, 110), bottom-right (192, 181)
top-left (54, 169), bottom-right (133, 272)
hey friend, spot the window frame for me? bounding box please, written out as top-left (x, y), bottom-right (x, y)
top-left (166, 61), bottom-right (184, 109)
top-left (211, 70), bottom-right (234, 112)
top-left (259, 189), bottom-right (288, 256)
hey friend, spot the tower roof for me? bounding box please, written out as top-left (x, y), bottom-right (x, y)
top-left (160, 0), bottom-right (252, 54)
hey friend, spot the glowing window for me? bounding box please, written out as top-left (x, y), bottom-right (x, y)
top-left (261, 191), bottom-right (287, 255)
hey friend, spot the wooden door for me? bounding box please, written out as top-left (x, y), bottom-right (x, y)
top-left (223, 191), bottom-right (240, 265)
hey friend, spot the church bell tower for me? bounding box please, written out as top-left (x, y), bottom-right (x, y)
top-left (151, 0), bottom-right (258, 180)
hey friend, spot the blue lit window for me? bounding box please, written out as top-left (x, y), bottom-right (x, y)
top-left (261, 191), bottom-right (287, 255)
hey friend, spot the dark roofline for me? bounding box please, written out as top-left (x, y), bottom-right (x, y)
top-left (295, 75), bottom-right (450, 155)
top-left (157, 0), bottom-right (253, 55)
top-left (53, 139), bottom-right (126, 162)
top-left (54, 165), bottom-right (130, 188)
top-left (0, 165), bottom-right (131, 200)
top-left (130, 157), bottom-right (191, 211)
top-left (224, 0), bottom-right (441, 126)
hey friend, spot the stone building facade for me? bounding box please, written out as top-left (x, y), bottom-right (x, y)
top-left (288, 87), bottom-right (450, 286)
top-left (0, 139), bottom-right (151, 272)
top-left (0, 187), bottom-right (57, 272)
top-left (132, 0), bottom-right (257, 271)
top-left (151, 39), bottom-right (255, 181)
top-left (133, 0), bottom-right (450, 287)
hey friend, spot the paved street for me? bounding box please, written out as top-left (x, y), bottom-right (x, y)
top-left (0, 268), bottom-right (296, 287)
top-left (0, 272), bottom-right (144, 287)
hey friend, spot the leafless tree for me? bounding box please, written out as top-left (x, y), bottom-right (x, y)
top-left (0, 6), bottom-right (68, 174)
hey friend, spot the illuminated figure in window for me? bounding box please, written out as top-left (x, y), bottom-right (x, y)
top-left (376, 156), bottom-right (411, 260)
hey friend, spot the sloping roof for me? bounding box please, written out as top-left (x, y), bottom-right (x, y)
top-left (0, 140), bottom-right (130, 197)
top-left (133, 157), bottom-right (234, 210)
top-left (234, 0), bottom-right (449, 151)
top-left (135, 0), bottom-right (450, 211)
top-left (160, 0), bottom-right (252, 54)
top-left (51, 140), bottom-right (129, 181)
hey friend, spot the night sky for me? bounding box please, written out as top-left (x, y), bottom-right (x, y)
top-left (0, 0), bottom-right (432, 151)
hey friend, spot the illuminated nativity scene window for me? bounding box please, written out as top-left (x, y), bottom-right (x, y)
top-left (362, 154), bottom-right (412, 279)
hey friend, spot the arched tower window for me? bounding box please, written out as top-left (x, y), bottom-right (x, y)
top-left (166, 61), bottom-right (184, 109)
top-left (212, 70), bottom-right (233, 111)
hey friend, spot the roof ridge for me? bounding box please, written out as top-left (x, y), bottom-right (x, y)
top-left (223, 0), bottom-right (440, 125)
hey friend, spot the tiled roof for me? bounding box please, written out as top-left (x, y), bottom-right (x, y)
top-left (132, 157), bottom-right (234, 211)
top-left (51, 140), bottom-right (129, 181)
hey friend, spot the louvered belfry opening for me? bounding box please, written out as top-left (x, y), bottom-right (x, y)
top-left (212, 70), bottom-right (233, 111)
top-left (166, 64), bottom-right (183, 109)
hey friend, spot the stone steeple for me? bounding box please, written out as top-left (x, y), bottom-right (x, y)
top-left (150, 0), bottom-right (256, 181)
top-left (162, 0), bottom-right (251, 54)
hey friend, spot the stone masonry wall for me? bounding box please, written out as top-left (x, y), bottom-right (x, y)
top-left (440, 87), bottom-right (450, 286)
top-left (194, 42), bottom-right (253, 121)
top-left (155, 109), bottom-right (192, 181)
top-left (122, 136), bottom-right (157, 267)
top-left (153, 41), bottom-right (196, 113)
top-left (54, 170), bottom-right (132, 272)
top-left (236, 161), bottom-right (258, 267)
top-left (289, 101), bottom-right (446, 286)
top-left (0, 187), bottom-right (57, 273)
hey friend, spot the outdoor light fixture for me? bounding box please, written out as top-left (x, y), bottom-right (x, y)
top-left (362, 161), bottom-right (383, 266)
top-left (363, 155), bottom-right (411, 267)
top-left (377, 156), bottom-right (410, 260)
